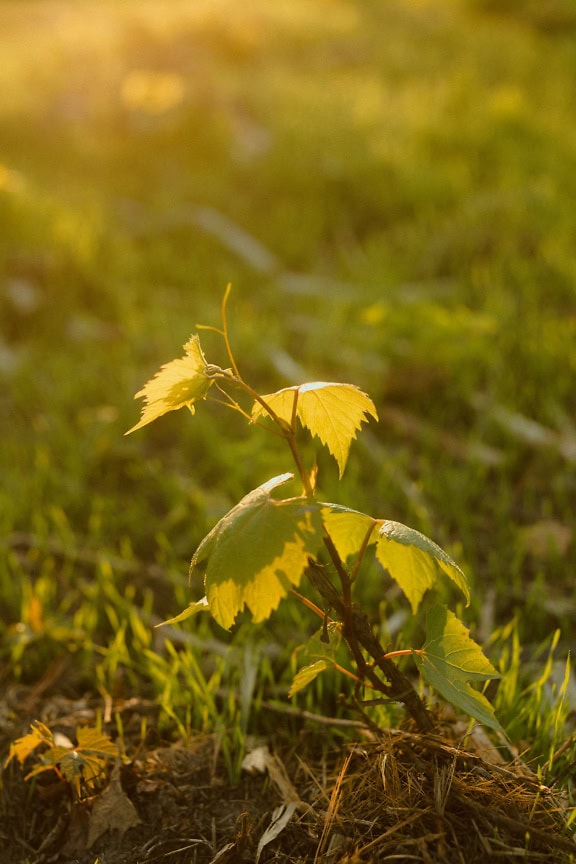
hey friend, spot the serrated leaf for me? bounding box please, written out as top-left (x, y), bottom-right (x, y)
top-left (54, 728), bottom-right (116, 794)
top-left (289, 623), bottom-right (342, 697)
top-left (252, 382), bottom-right (378, 477)
top-left (376, 521), bottom-right (470, 613)
top-left (126, 334), bottom-right (212, 434)
top-left (4, 720), bottom-right (54, 767)
top-left (75, 726), bottom-right (118, 759)
top-left (25, 745), bottom-right (73, 780)
top-left (321, 504), bottom-right (378, 564)
top-left (24, 726), bottom-right (117, 795)
top-left (414, 604), bottom-right (502, 732)
top-left (57, 753), bottom-right (104, 794)
top-left (190, 474), bottom-right (324, 629)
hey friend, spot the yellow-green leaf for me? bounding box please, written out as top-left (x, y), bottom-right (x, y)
top-left (376, 521), bottom-right (470, 613)
top-left (414, 605), bottom-right (502, 732)
top-left (22, 726), bottom-right (117, 796)
top-left (252, 382), bottom-right (378, 477)
top-left (54, 728), bottom-right (116, 794)
top-left (321, 504), bottom-right (378, 564)
top-left (75, 726), bottom-right (118, 759)
top-left (126, 334), bottom-right (212, 434)
top-left (289, 623), bottom-right (342, 697)
top-left (190, 474), bottom-right (324, 629)
top-left (4, 720), bottom-right (53, 767)
top-left (158, 596), bottom-right (210, 627)
top-left (289, 659), bottom-right (332, 697)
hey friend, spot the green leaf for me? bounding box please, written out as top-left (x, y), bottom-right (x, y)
top-left (126, 334), bottom-right (212, 433)
top-left (414, 604), bottom-right (502, 732)
top-left (158, 596), bottom-right (210, 627)
top-left (24, 726), bottom-right (117, 796)
top-left (190, 474), bottom-right (324, 629)
top-left (321, 504), bottom-right (378, 564)
top-left (59, 728), bottom-right (117, 793)
top-left (375, 521), bottom-right (470, 613)
top-left (289, 659), bottom-right (331, 697)
top-left (289, 623), bottom-right (342, 697)
top-left (252, 382), bottom-right (378, 477)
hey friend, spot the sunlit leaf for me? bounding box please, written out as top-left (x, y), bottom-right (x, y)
top-left (158, 596), bottom-right (210, 627)
top-left (321, 504), bottom-right (378, 564)
top-left (252, 382), bottom-right (378, 476)
top-left (376, 521), bottom-right (469, 613)
top-left (22, 726), bottom-right (117, 796)
top-left (289, 659), bottom-right (332, 697)
top-left (126, 334), bottom-right (212, 433)
top-left (190, 474), bottom-right (324, 629)
top-left (289, 623), bottom-right (342, 697)
top-left (54, 728), bottom-right (115, 794)
top-left (75, 726), bottom-right (118, 759)
top-left (4, 720), bottom-right (53, 767)
top-left (25, 746), bottom-right (73, 780)
top-left (414, 604), bottom-right (502, 732)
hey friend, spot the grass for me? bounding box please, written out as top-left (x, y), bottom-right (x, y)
top-left (1, 0), bottom-right (575, 806)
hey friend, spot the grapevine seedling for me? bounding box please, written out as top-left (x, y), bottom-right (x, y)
top-left (5, 721), bottom-right (117, 798)
top-left (127, 287), bottom-right (501, 733)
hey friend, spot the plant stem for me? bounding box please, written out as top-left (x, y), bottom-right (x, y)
top-left (305, 560), bottom-right (433, 732)
top-left (379, 649), bottom-right (422, 661)
top-left (220, 283), bottom-right (241, 378)
top-left (288, 589), bottom-right (331, 622)
top-left (348, 605), bottom-right (433, 732)
top-left (207, 295), bottom-right (432, 730)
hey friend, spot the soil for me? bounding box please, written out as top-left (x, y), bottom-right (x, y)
top-left (1, 686), bottom-right (575, 864)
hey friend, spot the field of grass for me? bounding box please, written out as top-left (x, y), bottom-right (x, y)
top-left (1, 0), bottom-right (576, 852)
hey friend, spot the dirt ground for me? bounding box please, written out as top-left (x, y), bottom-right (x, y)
top-left (2, 685), bottom-right (575, 864)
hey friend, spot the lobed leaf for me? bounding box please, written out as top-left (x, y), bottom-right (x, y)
top-left (59, 728), bottom-right (116, 794)
top-left (252, 382), bottom-right (378, 476)
top-left (4, 720), bottom-right (53, 767)
top-left (190, 474), bottom-right (324, 629)
top-left (126, 334), bottom-right (212, 433)
top-left (75, 726), bottom-right (118, 759)
top-left (376, 521), bottom-right (470, 613)
top-left (23, 726), bottom-right (117, 796)
top-left (414, 604), bottom-right (502, 732)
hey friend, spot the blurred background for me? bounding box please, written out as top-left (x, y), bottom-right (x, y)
top-left (1, 0), bottom-right (575, 741)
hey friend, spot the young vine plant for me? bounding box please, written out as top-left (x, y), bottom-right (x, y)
top-left (127, 287), bottom-right (501, 734)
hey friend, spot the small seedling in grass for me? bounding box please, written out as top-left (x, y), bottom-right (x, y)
top-left (127, 287), bottom-right (502, 733)
top-left (5, 720), bottom-right (117, 799)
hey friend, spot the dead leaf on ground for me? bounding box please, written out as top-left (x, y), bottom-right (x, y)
top-left (87, 763), bottom-right (140, 848)
top-left (242, 745), bottom-right (305, 808)
top-left (256, 803), bottom-right (298, 864)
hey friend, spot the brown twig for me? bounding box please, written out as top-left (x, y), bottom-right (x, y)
top-left (305, 560), bottom-right (433, 732)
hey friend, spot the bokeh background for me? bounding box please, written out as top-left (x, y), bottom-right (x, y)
top-left (1, 0), bottom-right (575, 744)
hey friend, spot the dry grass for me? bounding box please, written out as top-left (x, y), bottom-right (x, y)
top-left (2, 686), bottom-right (575, 863)
top-left (279, 726), bottom-right (576, 863)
